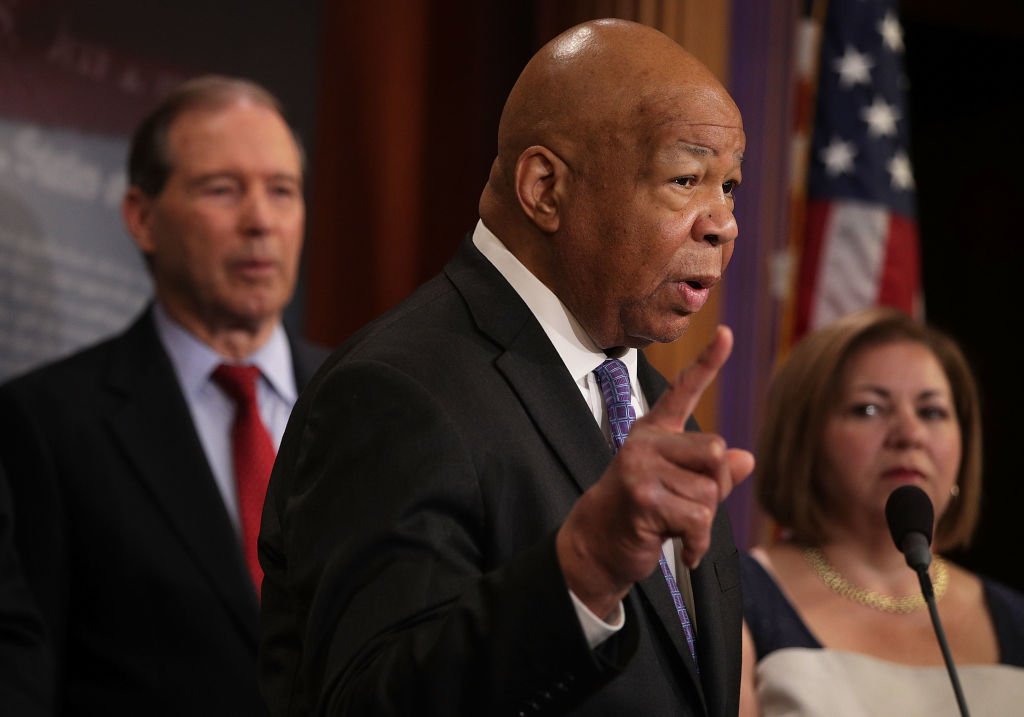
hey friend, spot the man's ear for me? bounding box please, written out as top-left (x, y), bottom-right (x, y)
top-left (514, 145), bottom-right (566, 233)
top-left (122, 186), bottom-right (157, 255)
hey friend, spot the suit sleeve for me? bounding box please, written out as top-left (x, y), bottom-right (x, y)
top-left (0, 447), bottom-right (56, 714)
top-left (263, 359), bottom-right (637, 716)
top-left (0, 381), bottom-right (69, 700)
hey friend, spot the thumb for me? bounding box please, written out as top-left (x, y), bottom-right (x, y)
top-left (720, 447), bottom-right (755, 501)
top-left (646, 325), bottom-right (734, 432)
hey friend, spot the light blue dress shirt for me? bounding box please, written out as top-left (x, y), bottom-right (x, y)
top-left (152, 303), bottom-right (297, 534)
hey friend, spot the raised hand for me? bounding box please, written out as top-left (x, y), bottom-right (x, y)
top-left (556, 326), bottom-right (755, 619)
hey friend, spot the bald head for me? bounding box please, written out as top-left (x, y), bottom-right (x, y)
top-left (480, 18), bottom-right (745, 349)
top-left (482, 19), bottom-right (738, 216)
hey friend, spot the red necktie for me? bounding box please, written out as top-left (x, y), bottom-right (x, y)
top-left (212, 364), bottom-right (275, 595)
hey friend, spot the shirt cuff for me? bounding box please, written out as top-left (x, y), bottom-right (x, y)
top-left (569, 589), bottom-right (625, 649)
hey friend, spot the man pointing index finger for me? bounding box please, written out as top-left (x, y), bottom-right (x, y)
top-left (648, 325), bottom-right (736, 433)
top-left (262, 18), bottom-right (752, 716)
top-left (557, 325), bottom-right (754, 618)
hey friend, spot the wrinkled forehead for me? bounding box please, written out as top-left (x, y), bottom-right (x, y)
top-left (633, 80), bottom-right (742, 133)
top-left (617, 83), bottom-right (743, 162)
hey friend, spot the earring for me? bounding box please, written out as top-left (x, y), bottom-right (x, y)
top-left (950, 484), bottom-right (960, 498)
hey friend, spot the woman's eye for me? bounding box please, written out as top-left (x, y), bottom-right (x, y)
top-left (918, 406), bottom-right (951, 421)
top-left (850, 403), bottom-right (882, 417)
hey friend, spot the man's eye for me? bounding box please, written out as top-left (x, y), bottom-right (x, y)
top-left (723, 180), bottom-right (738, 196)
top-left (671, 176), bottom-right (696, 188)
top-left (270, 184), bottom-right (299, 198)
top-left (202, 183), bottom-right (237, 196)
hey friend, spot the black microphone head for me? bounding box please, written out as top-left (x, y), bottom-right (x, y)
top-left (886, 484), bottom-right (935, 550)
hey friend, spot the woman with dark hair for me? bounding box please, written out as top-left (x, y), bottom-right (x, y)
top-left (740, 307), bottom-right (1024, 716)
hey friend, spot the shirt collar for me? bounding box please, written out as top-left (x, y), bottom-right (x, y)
top-left (152, 302), bottom-right (296, 403)
top-left (471, 219), bottom-right (639, 384)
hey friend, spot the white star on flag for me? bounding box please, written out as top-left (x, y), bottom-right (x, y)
top-left (888, 151), bottom-right (915, 190)
top-left (821, 137), bottom-right (857, 176)
top-left (790, 0), bottom-right (922, 342)
top-left (861, 96), bottom-right (899, 137)
top-left (878, 11), bottom-right (904, 53)
top-left (834, 45), bottom-right (873, 87)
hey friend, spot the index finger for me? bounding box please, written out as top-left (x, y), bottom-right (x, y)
top-left (646, 325), bottom-right (733, 432)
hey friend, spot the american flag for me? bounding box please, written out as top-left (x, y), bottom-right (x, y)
top-left (785, 0), bottom-right (922, 342)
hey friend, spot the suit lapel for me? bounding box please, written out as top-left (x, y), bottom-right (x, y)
top-left (633, 357), bottom-right (707, 706)
top-left (102, 312), bottom-right (259, 645)
top-left (495, 332), bottom-right (612, 494)
top-left (639, 358), bottom-right (736, 712)
top-left (689, 510), bottom-right (740, 717)
top-left (446, 239), bottom-right (611, 493)
top-left (636, 567), bottom-right (706, 704)
top-left (448, 238), bottom-right (711, 708)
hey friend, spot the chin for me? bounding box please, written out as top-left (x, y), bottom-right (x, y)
top-left (644, 318), bottom-right (693, 346)
top-left (226, 297), bottom-right (285, 329)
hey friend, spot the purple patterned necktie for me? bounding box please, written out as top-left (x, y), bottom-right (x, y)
top-left (593, 358), bottom-right (699, 670)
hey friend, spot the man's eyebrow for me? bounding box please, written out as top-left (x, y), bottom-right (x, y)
top-left (267, 172), bottom-right (303, 183)
top-left (671, 142), bottom-right (744, 164)
top-left (187, 172), bottom-right (238, 187)
top-left (678, 142), bottom-right (713, 157)
top-left (188, 171), bottom-right (301, 184)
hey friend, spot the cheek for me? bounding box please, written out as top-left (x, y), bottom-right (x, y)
top-left (160, 210), bottom-right (215, 252)
top-left (182, 233), bottom-right (226, 272)
top-left (282, 219), bottom-right (305, 261)
top-left (279, 240), bottom-right (303, 288)
top-left (656, 209), bottom-right (690, 243)
top-left (629, 217), bottom-right (684, 282)
top-left (936, 425), bottom-right (963, 476)
top-left (720, 240), bottom-right (735, 270)
top-left (820, 424), bottom-right (871, 480)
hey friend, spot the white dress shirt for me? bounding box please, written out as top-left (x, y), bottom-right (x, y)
top-left (472, 220), bottom-right (691, 648)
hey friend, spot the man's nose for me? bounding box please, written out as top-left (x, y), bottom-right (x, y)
top-left (693, 199), bottom-right (738, 248)
top-left (239, 188), bottom-right (273, 235)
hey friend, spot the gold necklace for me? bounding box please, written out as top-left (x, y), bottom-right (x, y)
top-left (804, 547), bottom-right (949, 614)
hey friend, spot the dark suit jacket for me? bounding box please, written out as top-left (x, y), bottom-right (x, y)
top-left (260, 238), bottom-right (743, 716)
top-left (0, 307), bottom-right (327, 716)
top-left (0, 461), bottom-right (53, 715)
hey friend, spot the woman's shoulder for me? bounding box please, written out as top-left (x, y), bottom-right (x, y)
top-left (739, 546), bottom-right (799, 605)
top-left (979, 574), bottom-right (1024, 667)
top-left (981, 574), bottom-right (1024, 607)
top-left (740, 547), bottom-right (822, 659)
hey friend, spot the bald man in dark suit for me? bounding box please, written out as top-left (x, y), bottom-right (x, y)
top-left (261, 19), bottom-right (752, 716)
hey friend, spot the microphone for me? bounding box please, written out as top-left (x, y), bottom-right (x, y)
top-left (885, 485), bottom-right (971, 717)
top-left (885, 484), bottom-right (934, 573)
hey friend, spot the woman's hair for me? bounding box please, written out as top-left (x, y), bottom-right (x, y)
top-left (756, 307), bottom-right (982, 551)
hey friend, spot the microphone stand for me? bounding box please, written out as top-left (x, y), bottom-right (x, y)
top-left (915, 566), bottom-right (971, 717)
